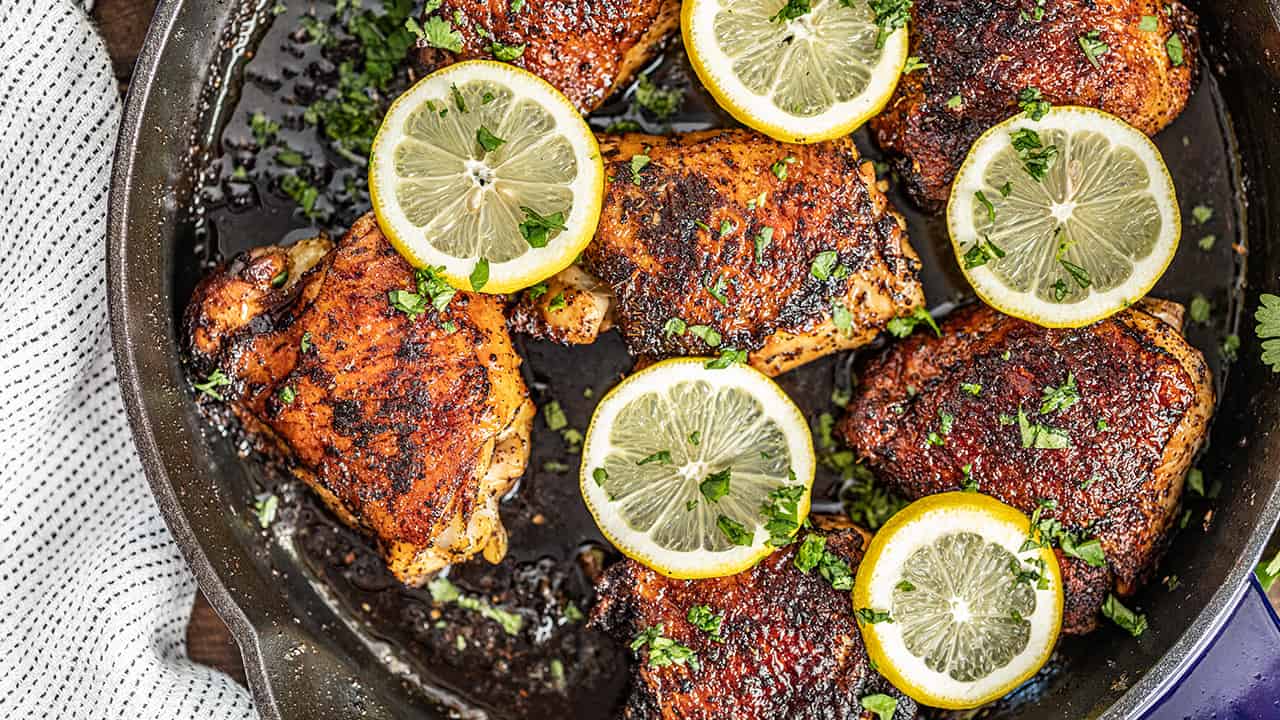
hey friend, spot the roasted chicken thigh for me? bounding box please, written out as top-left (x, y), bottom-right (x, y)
top-left (185, 213), bottom-right (534, 586)
top-left (512, 129), bottom-right (926, 376)
top-left (592, 524), bottom-right (917, 720)
top-left (872, 0), bottom-right (1199, 210)
top-left (416, 0), bottom-right (681, 113)
top-left (836, 300), bottom-right (1213, 632)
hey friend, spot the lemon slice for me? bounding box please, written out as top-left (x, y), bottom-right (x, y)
top-left (853, 493), bottom-right (1063, 709)
top-left (369, 60), bottom-right (604, 294)
top-left (580, 358), bottom-right (815, 578)
top-left (947, 106), bottom-right (1179, 327)
top-left (682, 0), bottom-right (909, 144)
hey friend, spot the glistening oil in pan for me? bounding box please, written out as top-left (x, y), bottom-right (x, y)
top-left (177, 0), bottom-right (1246, 717)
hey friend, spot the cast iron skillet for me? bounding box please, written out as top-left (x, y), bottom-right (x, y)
top-left (108, 1), bottom-right (1280, 718)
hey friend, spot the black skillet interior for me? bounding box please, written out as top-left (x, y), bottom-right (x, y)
top-left (108, 1), bottom-right (1280, 718)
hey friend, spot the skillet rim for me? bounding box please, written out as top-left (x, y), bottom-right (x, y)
top-left (104, 0), bottom-right (1280, 717)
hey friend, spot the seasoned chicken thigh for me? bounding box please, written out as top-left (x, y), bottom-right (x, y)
top-left (836, 301), bottom-right (1213, 632)
top-left (512, 130), bottom-right (925, 376)
top-left (416, 0), bottom-right (681, 113)
top-left (591, 525), bottom-right (917, 720)
top-left (872, 0), bottom-right (1199, 210)
top-left (185, 213), bottom-right (534, 586)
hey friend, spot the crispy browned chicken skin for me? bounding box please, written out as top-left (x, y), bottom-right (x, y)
top-left (872, 0), bottom-right (1199, 210)
top-left (416, 0), bottom-right (680, 113)
top-left (184, 213), bottom-right (534, 586)
top-left (836, 300), bottom-right (1213, 633)
top-left (592, 526), bottom-right (917, 720)
top-left (511, 130), bottom-right (925, 376)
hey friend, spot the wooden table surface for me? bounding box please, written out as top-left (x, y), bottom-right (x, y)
top-left (93, 0), bottom-right (1280, 699)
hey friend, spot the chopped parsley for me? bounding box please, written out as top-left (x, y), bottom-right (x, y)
top-left (391, 270), bottom-right (454, 312)
top-left (250, 112), bottom-right (280, 146)
top-left (760, 484), bottom-right (805, 546)
top-left (300, 331), bottom-right (313, 353)
top-left (1256, 550), bottom-right (1280, 591)
top-left (688, 431), bottom-right (701, 446)
top-left (794, 533), bottom-right (854, 590)
top-left (1192, 204), bottom-right (1214, 224)
top-left (1222, 333), bottom-right (1240, 362)
top-left (1020, 0), bottom-right (1046, 22)
top-left (961, 382), bottom-right (982, 396)
top-left (1198, 234), bottom-right (1216, 251)
top-left (1138, 14), bottom-right (1159, 31)
top-left (1165, 34), bottom-right (1185, 66)
top-left (705, 273), bottom-right (730, 304)
top-left (699, 468), bottom-right (731, 502)
top-left (866, 0), bottom-right (912, 48)
top-left (630, 154), bottom-right (651, 184)
top-left (687, 604), bottom-right (725, 641)
top-left (832, 301), bottom-right (854, 336)
top-left (592, 467), bottom-right (608, 486)
top-left (689, 324), bottom-right (723, 347)
top-left (278, 385), bottom-right (297, 404)
top-left (1039, 373), bottom-right (1080, 414)
top-left (771, 156), bottom-right (796, 181)
top-left (754, 227), bottom-right (774, 263)
top-left (253, 493), bottom-right (279, 528)
top-left (634, 73), bottom-right (684, 120)
top-left (1101, 593), bottom-right (1148, 637)
top-left (428, 576), bottom-right (524, 635)
top-left (886, 307), bottom-right (940, 338)
top-left (946, 94), bottom-right (963, 110)
top-left (664, 317), bottom-right (688, 336)
top-left (705, 348), bottom-right (748, 369)
top-left (469, 257), bottom-right (489, 291)
top-left (855, 607), bottom-right (893, 624)
top-left (1017, 405), bottom-right (1070, 449)
top-left (903, 55), bottom-right (927, 73)
top-left (518, 206), bottom-right (567, 248)
top-left (1010, 128), bottom-right (1058, 180)
top-left (489, 40), bottom-right (525, 61)
top-left (279, 174), bottom-right (323, 221)
top-left (960, 463), bottom-right (978, 492)
top-left (407, 15), bottom-right (463, 53)
top-left (475, 125), bottom-right (505, 152)
top-left (1017, 86), bottom-right (1051, 121)
top-left (528, 282), bottom-right (549, 301)
top-left (193, 369), bottom-right (232, 400)
top-left (975, 190), bottom-right (995, 224)
top-left (631, 624), bottom-right (699, 669)
top-left (637, 450), bottom-right (673, 466)
top-left (860, 694), bottom-right (898, 720)
top-left (1078, 30), bottom-right (1110, 68)
top-left (720, 219), bottom-right (736, 237)
top-left (548, 292), bottom-right (567, 311)
top-left (769, 0), bottom-right (812, 22)
top-left (543, 400), bottom-right (568, 431)
top-left (1190, 293), bottom-right (1212, 324)
top-left (717, 515), bottom-right (753, 545)
top-left (810, 250), bottom-right (840, 280)
top-left (963, 236), bottom-right (1007, 268)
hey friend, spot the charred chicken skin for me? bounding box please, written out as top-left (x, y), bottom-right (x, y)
top-left (872, 0), bottom-right (1199, 210)
top-left (511, 129), bottom-right (926, 376)
top-left (836, 300), bottom-right (1213, 633)
top-left (416, 0), bottom-right (681, 113)
top-left (591, 525), bottom-right (917, 720)
top-left (185, 213), bottom-right (534, 587)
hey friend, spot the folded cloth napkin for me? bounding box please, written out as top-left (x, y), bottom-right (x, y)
top-left (0, 2), bottom-right (255, 716)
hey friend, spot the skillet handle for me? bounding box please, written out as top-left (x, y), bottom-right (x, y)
top-left (1140, 577), bottom-right (1280, 718)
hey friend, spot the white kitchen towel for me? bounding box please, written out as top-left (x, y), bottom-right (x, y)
top-left (0, 2), bottom-right (256, 717)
